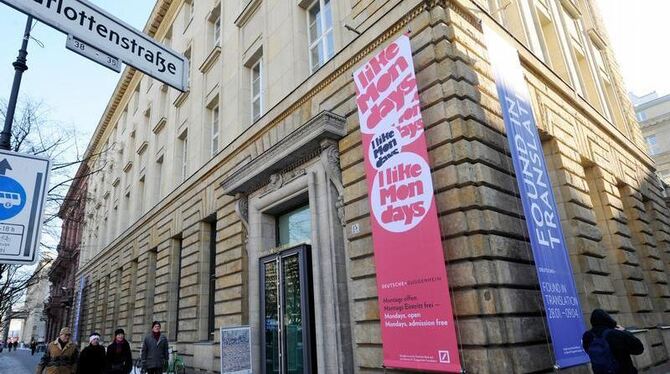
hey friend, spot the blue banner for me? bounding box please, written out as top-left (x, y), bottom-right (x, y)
top-left (72, 275), bottom-right (87, 343)
top-left (485, 28), bottom-right (589, 369)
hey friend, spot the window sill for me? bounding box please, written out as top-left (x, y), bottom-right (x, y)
top-left (235, 0), bottom-right (262, 27)
top-left (199, 46), bottom-right (221, 73)
top-left (174, 90), bottom-right (190, 108)
top-left (123, 161), bottom-right (133, 173)
top-left (152, 117), bottom-right (167, 134)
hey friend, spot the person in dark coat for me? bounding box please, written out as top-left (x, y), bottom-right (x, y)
top-left (140, 321), bottom-right (169, 374)
top-left (106, 328), bottom-right (133, 374)
top-left (30, 339), bottom-right (37, 355)
top-left (583, 309), bottom-right (645, 374)
top-left (76, 332), bottom-right (106, 374)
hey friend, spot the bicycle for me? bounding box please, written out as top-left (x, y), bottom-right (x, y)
top-left (166, 349), bottom-right (185, 374)
top-left (132, 348), bottom-right (185, 374)
top-left (133, 357), bottom-right (146, 374)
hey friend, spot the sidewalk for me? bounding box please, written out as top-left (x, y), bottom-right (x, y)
top-left (0, 348), bottom-right (43, 374)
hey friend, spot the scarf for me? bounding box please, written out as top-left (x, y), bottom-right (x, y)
top-left (152, 331), bottom-right (160, 341)
top-left (115, 339), bottom-right (124, 353)
top-left (57, 338), bottom-right (66, 349)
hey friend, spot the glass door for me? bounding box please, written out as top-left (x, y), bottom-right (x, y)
top-left (261, 245), bottom-right (315, 374)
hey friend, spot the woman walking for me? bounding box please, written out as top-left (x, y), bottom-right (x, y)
top-left (106, 328), bottom-right (133, 374)
top-left (77, 332), bottom-right (106, 374)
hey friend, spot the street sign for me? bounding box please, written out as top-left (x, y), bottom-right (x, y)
top-left (0, 0), bottom-right (188, 91)
top-left (0, 150), bottom-right (50, 265)
top-left (66, 34), bottom-right (121, 73)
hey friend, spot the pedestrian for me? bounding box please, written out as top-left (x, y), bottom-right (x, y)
top-left (140, 321), bottom-right (169, 374)
top-left (106, 328), bottom-right (133, 374)
top-left (76, 332), bottom-right (106, 374)
top-left (31, 338), bottom-right (37, 355)
top-left (583, 309), bottom-right (645, 374)
top-left (35, 327), bottom-right (79, 374)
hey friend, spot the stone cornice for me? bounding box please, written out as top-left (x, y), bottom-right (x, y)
top-left (234, 0), bottom-right (262, 28)
top-left (220, 111), bottom-right (346, 195)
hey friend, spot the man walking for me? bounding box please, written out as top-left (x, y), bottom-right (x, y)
top-left (140, 321), bottom-right (169, 374)
top-left (35, 327), bottom-right (79, 374)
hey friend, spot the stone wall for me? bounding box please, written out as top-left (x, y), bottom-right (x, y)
top-left (71, 0), bottom-right (670, 373)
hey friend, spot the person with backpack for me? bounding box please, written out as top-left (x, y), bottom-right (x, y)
top-left (583, 309), bottom-right (644, 374)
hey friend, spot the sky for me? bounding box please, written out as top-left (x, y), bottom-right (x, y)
top-left (0, 1), bottom-right (155, 139)
top-left (595, 0), bottom-right (669, 97)
top-left (1, 1), bottom-right (667, 138)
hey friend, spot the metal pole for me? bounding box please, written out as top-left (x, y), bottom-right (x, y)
top-left (1, 15), bottom-right (33, 151)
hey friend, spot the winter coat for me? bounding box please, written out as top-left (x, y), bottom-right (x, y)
top-left (583, 309), bottom-right (644, 374)
top-left (35, 339), bottom-right (79, 374)
top-left (106, 339), bottom-right (133, 374)
top-left (76, 344), bottom-right (106, 374)
top-left (140, 333), bottom-right (169, 370)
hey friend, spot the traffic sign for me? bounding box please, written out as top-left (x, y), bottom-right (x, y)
top-left (66, 34), bottom-right (121, 73)
top-left (0, 0), bottom-right (189, 91)
top-left (0, 150), bottom-right (50, 265)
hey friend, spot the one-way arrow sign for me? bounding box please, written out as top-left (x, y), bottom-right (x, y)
top-left (0, 159), bottom-right (13, 175)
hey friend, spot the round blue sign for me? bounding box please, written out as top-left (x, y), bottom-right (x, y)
top-left (0, 175), bottom-right (26, 220)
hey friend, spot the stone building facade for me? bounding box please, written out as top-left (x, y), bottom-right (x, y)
top-left (22, 259), bottom-right (51, 343)
top-left (635, 92), bottom-right (670, 183)
top-left (68, 0), bottom-right (670, 372)
top-left (46, 166), bottom-right (88, 342)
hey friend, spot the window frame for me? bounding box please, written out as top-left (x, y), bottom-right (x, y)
top-left (251, 59), bottom-right (263, 122)
top-left (211, 105), bottom-right (220, 156)
top-left (306, 0), bottom-right (334, 73)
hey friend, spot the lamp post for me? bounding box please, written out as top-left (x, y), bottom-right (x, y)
top-left (1, 16), bottom-right (34, 151)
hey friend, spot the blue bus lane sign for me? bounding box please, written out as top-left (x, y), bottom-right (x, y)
top-left (0, 150), bottom-right (50, 265)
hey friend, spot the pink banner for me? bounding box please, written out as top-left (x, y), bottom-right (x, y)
top-left (353, 35), bottom-right (462, 372)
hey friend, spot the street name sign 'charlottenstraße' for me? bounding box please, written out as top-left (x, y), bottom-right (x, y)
top-left (0, 0), bottom-right (189, 91)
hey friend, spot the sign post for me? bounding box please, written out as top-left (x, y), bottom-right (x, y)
top-left (0, 150), bottom-right (50, 265)
top-left (1, 15), bottom-right (33, 151)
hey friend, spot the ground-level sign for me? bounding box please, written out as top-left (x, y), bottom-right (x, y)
top-left (66, 34), bottom-right (121, 73)
top-left (0, 150), bottom-right (50, 265)
top-left (0, 0), bottom-right (188, 91)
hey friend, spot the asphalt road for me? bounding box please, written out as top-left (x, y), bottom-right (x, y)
top-left (0, 348), bottom-right (43, 374)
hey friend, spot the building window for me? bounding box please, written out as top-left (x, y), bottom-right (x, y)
top-left (646, 135), bottom-right (660, 155)
top-left (487, 0), bottom-right (529, 46)
top-left (183, 46), bottom-right (192, 89)
top-left (182, 0), bottom-right (194, 31)
top-left (533, 2), bottom-right (571, 84)
top-left (307, 0), bottom-right (334, 72)
top-left (277, 205), bottom-right (312, 246)
top-left (211, 13), bottom-right (221, 48)
top-left (251, 59), bottom-right (263, 122)
top-left (133, 87), bottom-right (140, 113)
top-left (178, 130), bottom-right (188, 181)
top-left (637, 111), bottom-right (648, 122)
top-left (207, 219), bottom-right (217, 338)
top-left (155, 155), bottom-right (164, 201)
top-left (210, 105), bottom-right (220, 156)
